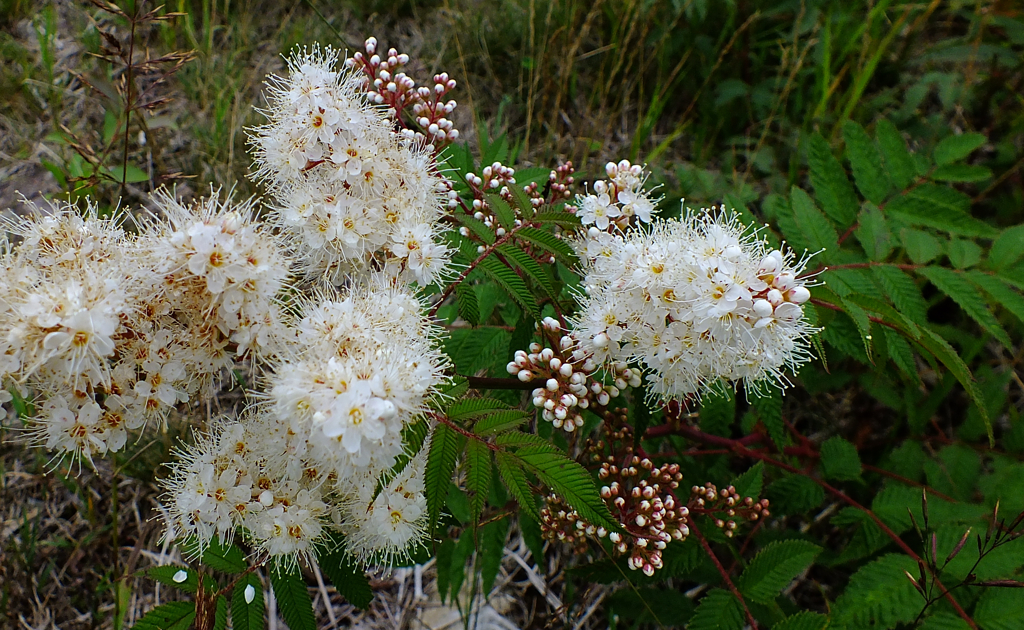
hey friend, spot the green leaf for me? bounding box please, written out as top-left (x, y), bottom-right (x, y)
top-left (737, 540), bottom-right (822, 604)
top-left (495, 451), bottom-right (539, 521)
top-left (887, 184), bottom-right (997, 238)
top-left (230, 572), bottom-right (264, 630)
top-left (454, 213), bottom-right (496, 245)
top-left (854, 203), bottom-right (892, 261)
top-left (687, 589), bottom-right (744, 630)
top-left (699, 388), bottom-right (735, 437)
top-left (974, 586), bottom-right (1024, 630)
top-left (455, 283), bottom-right (480, 325)
top-left (178, 537), bottom-right (247, 574)
top-left (934, 132), bottom-right (986, 166)
top-left (915, 327), bottom-right (992, 444)
top-left (831, 554), bottom-right (920, 628)
top-left (465, 439), bottom-right (493, 521)
top-left (872, 264), bottom-right (929, 325)
top-left (517, 447), bottom-right (617, 530)
top-left (988, 225), bottom-right (1024, 270)
top-left (131, 601), bottom-right (196, 630)
top-left (730, 461), bottom-right (764, 500)
top-left (317, 546), bottom-right (373, 609)
top-left (807, 132), bottom-right (858, 227)
top-left (766, 474), bottom-right (824, 515)
top-left (269, 561), bottom-right (316, 630)
top-left (532, 210), bottom-right (582, 228)
top-left (485, 193), bottom-right (516, 230)
top-left (947, 238), bottom-right (983, 269)
top-left (917, 266), bottom-right (1012, 350)
top-left (967, 271), bottom-right (1024, 327)
top-left (819, 436), bottom-right (861, 481)
top-left (478, 256), bottom-right (540, 318)
top-left (876, 119), bottom-right (917, 190)
top-left (752, 389), bottom-right (785, 451)
top-left (474, 409), bottom-right (531, 435)
top-left (789, 186), bottom-right (839, 257)
top-left (496, 243), bottom-right (557, 300)
top-left (479, 517), bottom-right (509, 594)
top-left (931, 164), bottom-right (992, 182)
top-left (900, 228), bottom-right (945, 264)
top-left (426, 423), bottom-right (465, 531)
top-left (147, 566), bottom-right (200, 594)
top-left (920, 612), bottom-right (972, 630)
top-left (771, 611), bottom-right (828, 630)
top-left (514, 227), bottom-right (579, 267)
top-left (883, 326), bottom-right (919, 383)
top-left (843, 121), bottom-right (890, 204)
top-left (213, 596), bottom-right (228, 630)
top-left (447, 397), bottom-right (515, 422)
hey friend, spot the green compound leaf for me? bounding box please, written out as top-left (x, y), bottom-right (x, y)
top-left (974, 587), bottom-right (1024, 630)
top-left (495, 451), bottom-right (540, 521)
top-left (752, 389), bottom-right (784, 451)
top-left (771, 611), bottom-right (829, 630)
top-left (212, 596), bottom-right (228, 630)
top-left (876, 118), bottom-right (917, 190)
top-left (831, 554), bottom-right (922, 629)
top-left (819, 436), bottom-right (862, 481)
top-left (514, 226), bottom-right (579, 267)
top-left (496, 243), bottom-right (558, 300)
top-left (447, 397), bottom-right (515, 422)
top-left (478, 255), bottom-right (540, 319)
top-left (872, 264), bottom-right (929, 326)
top-left (886, 184), bottom-right (997, 238)
top-left (931, 164), bottom-right (993, 183)
top-left (517, 446), bottom-right (617, 530)
top-left (854, 203), bottom-right (892, 261)
top-left (130, 601), bottom-right (196, 630)
top-left (455, 282), bottom-right (480, 325)
top-left (426, 423), bottom-right (465, 531)
top-left (485, 193), bottom-right (517, 231)
top-left (987, 224), bottom-right (1024, 270)
top-left (843, 121), bottom-right (890, 204)
top-left (230, 572), bottom-right (265, 630)
top-left (807, 132), bottom-right (858, 228)
top-left (147, 565), bottom-right (200, 594)
top-left (917, 266), bottom-right (1012, 350)
top-left (933, 132), bottom-right (986, 166)
top-left (966, 271), bottom-right (1024, 327)
top-left (269, 560), bottom-right (316, 630)
top-left (317, 546), bottom-right (373, 610)
top-left (465, 438), bottom-right (493, 521)
top-left (737, 540), bottom-right (821, 604)
top-left (177, 537), bottom-right (247, 574)
top-left (479, 517), bottom-right (510, 594)
top-left (789, 186), bottom-right (839, 258)
top-left (687, 589), bottom-right (745, 630)
top-left (474, 409), bottom-right (531, 435)
top-left (915, 327), bottom-right (991, 444)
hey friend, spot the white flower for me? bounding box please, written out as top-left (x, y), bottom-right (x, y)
top-left (571, 197), bottom-right (817, 403)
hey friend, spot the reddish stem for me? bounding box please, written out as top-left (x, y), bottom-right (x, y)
top-left (689, 517), bottom-right (759, 629)
top-left (648, 423), bottom-right (978, 629)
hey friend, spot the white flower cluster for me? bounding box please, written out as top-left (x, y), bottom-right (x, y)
top-left (0, 195), bottom-right (289, 464)
top-left (248, 45), bottom-right (451, 286)
top-left (162, 278), bottom-right (444, 565)
top-left (575, 160), bottom-right (657, 230)
top-left (572, 194), bottom-right (816, 401)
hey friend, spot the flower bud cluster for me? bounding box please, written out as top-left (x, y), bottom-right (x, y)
top-left (505, 318), bottom-right (639, 432)
top-left (248, 44), bottom-right (451, 286)
top-left (540, 424), bottom-right (771, 576)
top-left (347, 37), bottom-right (460, 151)
top-left (570, 160), bottom-right (658, 230)
top-left (688, 482), bottom-right (771, 537)
top-left (572, 178), bottom-right (818, 403)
